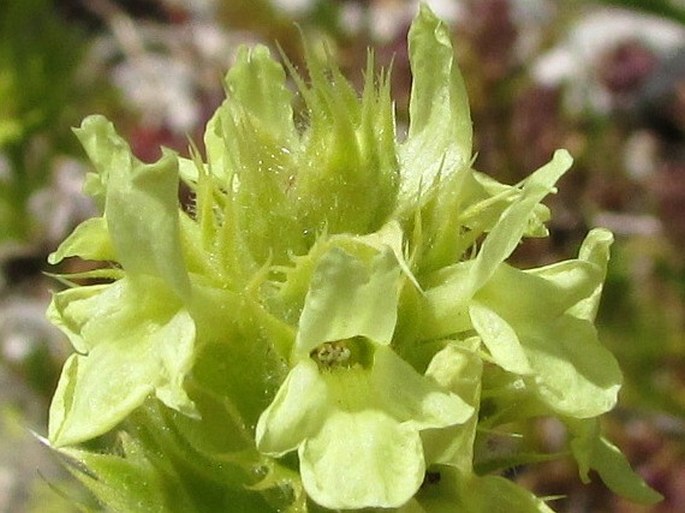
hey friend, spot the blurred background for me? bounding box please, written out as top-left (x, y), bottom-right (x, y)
top-left (1, 0), bottom-right (684, 511)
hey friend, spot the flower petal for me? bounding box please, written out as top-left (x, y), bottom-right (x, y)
top-left (48, 277), bottom-right (197, 447)
top-left (372, 346), bottom-right (473, 429)
top-left (295, 246), bottom-right (401, 355)
top-left (567, 228), bottom-right (613, 322)
top-left (523, 315), bottom-right (622, 418)
top-left (47, 216), bottom-right (115, 264)
top-left (469, 302), bottom-right (533, 375)
top-left (299, 409), bottom-right (425, 509)
top-left (74, 115), bottom-right (190, 300)
top-left (255, 359), bottom-right (329, 456)
top-left (468, 149), bottom-right (572, 294)
top-left (47, 283), bottom-right (109, 354)
top-left (422, 339), bottom-right (482, 471)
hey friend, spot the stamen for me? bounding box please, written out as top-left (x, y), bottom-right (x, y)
top-left (311, 341), bottom-right (352, 369)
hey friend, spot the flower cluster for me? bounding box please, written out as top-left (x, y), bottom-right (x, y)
top-left (46, 5), bottom-right (661, 512)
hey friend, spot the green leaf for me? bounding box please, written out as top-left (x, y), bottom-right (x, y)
top-left (400, 3), bottom-right (472, 202)
top-left (289, 46), bottom-right (399, 238)
top-left (403, 466), bottom-right (555, 513)
top-left (591, 437), bottom-right (663, 504)
top-left (569, 419), bottom-right (663, 505)
top-left (468, 149), bottom-right (572, 293)
top-left (225, 45), bottom-right (296, 147)
top-left (57, 441), bottom-right (184, 513)
top-left (595, 0), bottom-right (685, 24)
top-left (217, 45), bottom-right (304, 264)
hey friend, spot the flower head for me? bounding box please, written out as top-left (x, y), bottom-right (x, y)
top-left (44, 3), bottom-right (662, 512)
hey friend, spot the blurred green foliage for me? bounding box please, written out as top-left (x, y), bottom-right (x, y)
top-left (598, 0), bottom-right (685, 24)
top-left (0, 0), bottom-right (85, 242)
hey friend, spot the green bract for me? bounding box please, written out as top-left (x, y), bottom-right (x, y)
top-left (46, 4), bottom-right (661, 512)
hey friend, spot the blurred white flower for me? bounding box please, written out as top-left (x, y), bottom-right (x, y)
top-left (28, 158), bottom-right (95, 247)
top-left (272, 0), bottom-right (314, 16)
top-left (113, 54), bottom-right (200, 132)
top-left (533, 7), bottom-right (685, 113)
